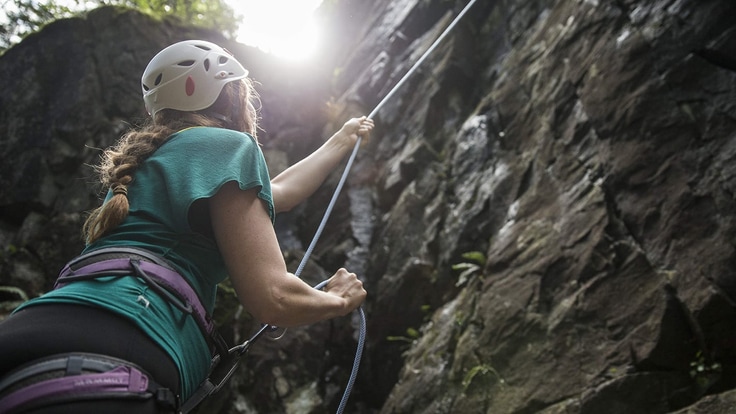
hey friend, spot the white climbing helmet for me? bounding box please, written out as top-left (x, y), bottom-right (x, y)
top-left (141, 40), bottom-right (248, 117)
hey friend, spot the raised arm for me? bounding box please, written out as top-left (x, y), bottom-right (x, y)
top-left (270, 117), bottom-right (374, 213)
top-left (210, 181), bottom-right (366, 327)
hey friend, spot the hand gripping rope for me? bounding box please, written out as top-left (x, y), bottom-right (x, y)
top-left (183, 0), bottom-right (479, 412)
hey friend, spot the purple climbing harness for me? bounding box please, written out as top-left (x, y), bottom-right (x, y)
top-left (0, 353), bottom-right (177, 413)
top-left (53, 246), bottom-right (223, 353)
top-left (0, 246), bottom-right (230, 413)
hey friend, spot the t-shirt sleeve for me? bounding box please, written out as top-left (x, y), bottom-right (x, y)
top-left (134, 128), bottom-right (274, 232)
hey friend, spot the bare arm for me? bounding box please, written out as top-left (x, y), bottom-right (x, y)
top-left (271, 117), bottom-right (374, 213)
top-left (210, 181), bottom-right (366, 327)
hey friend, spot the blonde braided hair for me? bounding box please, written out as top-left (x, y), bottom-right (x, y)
top-left (83, 78), bottom-right (259, 243)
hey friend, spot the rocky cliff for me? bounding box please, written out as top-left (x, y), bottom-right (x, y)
top-left (1, 0), bottom-right (736, 413)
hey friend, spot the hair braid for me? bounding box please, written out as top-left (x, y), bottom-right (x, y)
top-left (82, 79), bottom-right (259, 244)
top-left (83, 125), bottom-right (171, 243)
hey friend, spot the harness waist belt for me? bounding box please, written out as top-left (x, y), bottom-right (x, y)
top-left (0, 353), bottom-right (176, 413)
top-left (53, 247), bottom-right (226, 356)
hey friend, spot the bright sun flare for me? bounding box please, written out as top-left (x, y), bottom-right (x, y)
top-left (228, 0), bottom-right (324, 61)
top-left (1, 1), bottom-right (324, 61)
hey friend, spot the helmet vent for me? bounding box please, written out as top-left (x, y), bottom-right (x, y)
top-left (154, 73), bottom-right (163, 86)
top-left (142, 83), bottom-right (150, 91)
top-left (195, 45), bottom-right (211, 51)
top-left (218, 56), bottom-right (229, 65)
top-left (177, 60), bottom-right (196, 67)
top-left (204, 58), bottom-right (210, 71)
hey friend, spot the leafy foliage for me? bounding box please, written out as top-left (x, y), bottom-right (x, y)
top-left (461, 364), bottom-right (505, 392)
top-left (123, 0), bottom-right (239, 35)
top-left (1, 0), bottom-right (77, 49)
top-left (452, 251), bottom-right (486, 287)
top-left (0, 0), bottom-right (239, 52)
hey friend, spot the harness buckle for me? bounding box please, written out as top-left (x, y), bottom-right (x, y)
top-left (155, 387), bottom-right (179, 409)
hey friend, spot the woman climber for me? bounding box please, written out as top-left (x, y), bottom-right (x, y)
top-left (0, 39), bottom-right (372, 413)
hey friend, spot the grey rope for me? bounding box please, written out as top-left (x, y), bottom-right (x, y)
top-left (312, 280), bottom-right (367, 414)
top-left (296, 0), bottom-right (479, 277)
top-left (242, 1), bottom-right (479, 412)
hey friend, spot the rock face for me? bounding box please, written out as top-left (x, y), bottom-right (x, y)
top-left (1, 0), bottom-right (736, 413)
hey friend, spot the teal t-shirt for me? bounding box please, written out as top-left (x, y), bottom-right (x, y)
top-left (17, 127), bottom-right (274, 399)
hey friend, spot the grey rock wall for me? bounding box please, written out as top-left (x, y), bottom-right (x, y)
top-left (325, 0), bottom-right (736, 412)
top-left (1, 0), bottom-right (736, 413)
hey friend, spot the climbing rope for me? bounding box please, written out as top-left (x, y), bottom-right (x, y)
top-left (234, 0), bottom-right (480, 413)
top-left (297, 0), bottom-right (480, 277)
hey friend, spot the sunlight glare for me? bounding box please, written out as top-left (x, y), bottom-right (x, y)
top-left (229, 0), bottom-right (323, 61)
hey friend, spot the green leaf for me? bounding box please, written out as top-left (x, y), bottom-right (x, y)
top-left (461, 251), bottom-right (486, 266)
